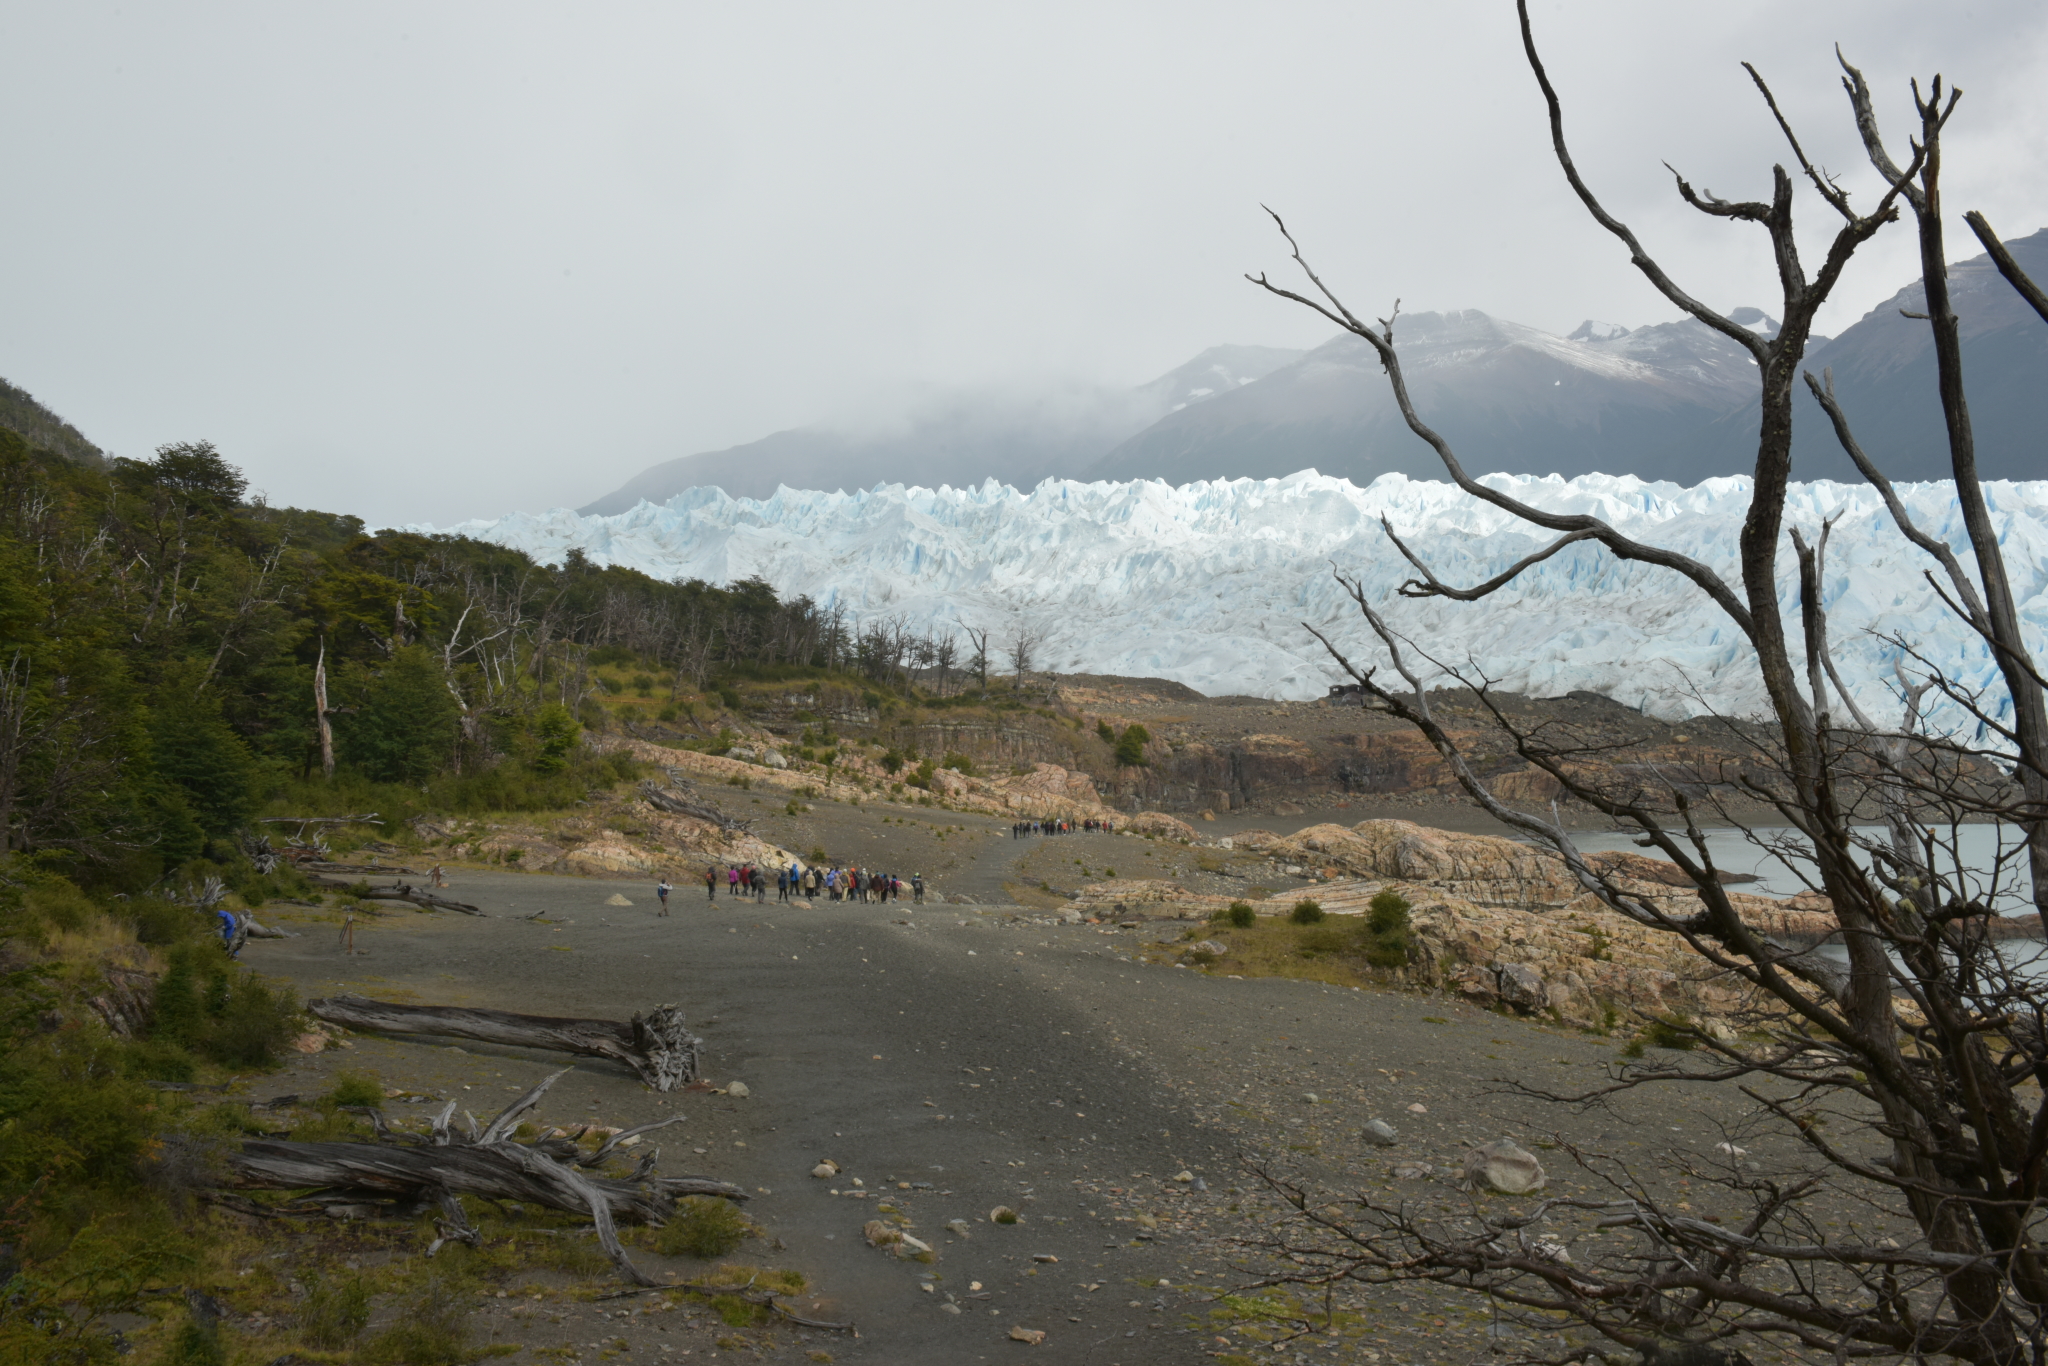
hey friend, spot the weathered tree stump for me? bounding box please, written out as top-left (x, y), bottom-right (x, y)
top-left (308, 995), bottom-right (702, 1090)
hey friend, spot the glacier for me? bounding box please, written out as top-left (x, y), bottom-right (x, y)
top-left (417, 470), bottom-right (2048, 728)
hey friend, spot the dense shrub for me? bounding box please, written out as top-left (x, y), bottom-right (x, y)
top-left (1289, 899), bottom-right (1325, 924)
top-left (1222, 902), bottom-right (1257, 928)
top-left (1113, 724), bottom-right (1151, 768)
top-left (151, 942), bottom-right (301, 1068)
top-left (1362, 889), bottom-right (1414, 968)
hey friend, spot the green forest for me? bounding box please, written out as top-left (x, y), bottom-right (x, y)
top-left (0, 419), bottom-right (882, 1362)
top-left (0, 428), bottom-right (864, 882)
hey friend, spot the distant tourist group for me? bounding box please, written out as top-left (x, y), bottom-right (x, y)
top-left (673, 861), bottom-right (923, 910)
top-left (1010, 818), bottom-right (1115, 838)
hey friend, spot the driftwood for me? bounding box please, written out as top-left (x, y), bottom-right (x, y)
top-left (308, 995), bottom-right (702, 1091)
top-left (309, 876), bottom-right (485, 916)
top-left (216, 1070), bottom-right (746, 1285)
top-left (299, 860), bottom-right (424, 875)
top-left (641, 773), bottom-right (750, 833)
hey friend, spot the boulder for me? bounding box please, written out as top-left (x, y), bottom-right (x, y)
top-left (761, 749), bottom-right (789, 769)
top-left (1463, 1139), bottom-right (1546, 1194)
top-left (1495, 962), bottom-right (1546, 1013)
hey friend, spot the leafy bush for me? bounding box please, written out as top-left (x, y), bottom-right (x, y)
top-left (652, 1196), bottom-right (753, 1258)
top-left (1362, 890), bottom-right (1414, 968)
top-left (530, 703), bottom-right (582, 774)
top-left (1289, 899), bottom-right (1325, 925)
top-left (1113, 724), bottom-right (1151, 768)
top-left (940, 752), bottom-right (977, 776)
top-left (151, 943), bottom-right (301, 1068)
top-left (326, 1070), bottom-right (384, 1108)
top-left (1222, 902), bottom-right (1257, 929)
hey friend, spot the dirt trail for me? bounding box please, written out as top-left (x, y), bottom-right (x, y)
top-left (247, 813), bottom-right (1850, 1363)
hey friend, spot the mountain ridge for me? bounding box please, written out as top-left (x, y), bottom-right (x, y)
top-left (577, 229), bottom-right (2048, 509)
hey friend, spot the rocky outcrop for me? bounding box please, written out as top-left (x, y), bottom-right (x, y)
top-left (1265, 820), bottom-right (1588, 907)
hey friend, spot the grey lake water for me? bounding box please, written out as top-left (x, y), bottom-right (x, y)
top-left (1563, 823), bottom-right (2043, 977)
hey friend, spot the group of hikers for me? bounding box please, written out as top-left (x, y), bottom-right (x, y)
top-left (1009, 817), bottom-right (1117, 838)
top-left (651, 862), bottom-right (924, 913)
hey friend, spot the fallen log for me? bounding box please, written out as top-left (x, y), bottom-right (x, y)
top-left (215, 1069), bottom-right (745, 1286)
top-left (308, 995), bottom-right (702, 1091)
top-left (641, 774), bottom-right (751, 833)
top-left (309, 876), bottom-right (485, 916)
top-left (298, 860), bottom-right (425, 876)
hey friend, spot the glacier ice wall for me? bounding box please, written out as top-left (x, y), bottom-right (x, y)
top-left (418, 470), bottom-right (2048, 726)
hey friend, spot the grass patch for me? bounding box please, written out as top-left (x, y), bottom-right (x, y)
top-left (651, 1197), bottom-right (754, 1259)
top-left (1178, 889), bottom-right (1417, 987)
top-left (326, 1069), bottom-right (385, 1108)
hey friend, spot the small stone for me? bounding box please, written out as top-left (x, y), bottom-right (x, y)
top-left (724, 1081), bottom-right (750, 1098)
top-left (1361, 1119), bottom-right (1399, 1147)
top-left (1032, 1253), bottom-right (1058, 1263)
top-left (1406, 1102), bottom-right (1428, 1113)
top-left (863, 1220), bottom-right (902, 1248)
top-left (939, 1302), bottom-right (962, 1314)
top-left (1173, 1170), bottom-right (1193, 1182)
top-left (605, 893), bottom-right (634, 906)
top-left (899, 1233), bottom-right (933, 1254)
top-left (1302, 1093), bottom-right (1319, 1104)
top-left (945, 1219), bottom-right (972, 1240)
top-left (812, 1163), bottom-right (838, 1179)
top-left (1391, 1161), bottom-right (1434, 1180)
top-left (1008, 1326), bottom-right (1047, 1344)
top-left (990, 1206), bottom-right (1020, 1225)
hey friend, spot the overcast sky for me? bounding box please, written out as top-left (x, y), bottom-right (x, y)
top-left (3, 1), bottom-right (2043, 527)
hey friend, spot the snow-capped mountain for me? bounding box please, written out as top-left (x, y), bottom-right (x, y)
top-left (422, 469), bottom-right (2048, 728)
top-left (1087, 308), bottom-right (1773, 488)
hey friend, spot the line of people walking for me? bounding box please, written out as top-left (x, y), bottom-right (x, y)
top-left (658, 861), bottom-right (925, 913)
top-left (1010, 817), bottom-right (1117, 838)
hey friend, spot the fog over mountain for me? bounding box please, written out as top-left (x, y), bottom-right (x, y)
top-left (577, 345), bottom-right (1304, 514)
top-left (577, 229), bottom-right (2048, 509)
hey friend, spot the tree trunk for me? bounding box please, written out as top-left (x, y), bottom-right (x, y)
top-left (308, 995), bottom-right (702, 1091)
top-left (314, 637), bottom-right (335, 780)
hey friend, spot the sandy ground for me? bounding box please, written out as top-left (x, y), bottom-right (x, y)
top-left (244, 797), bottom-right (1871, 1365)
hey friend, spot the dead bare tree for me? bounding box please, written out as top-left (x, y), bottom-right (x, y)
top-left (1006, 624), bottom-right (1038, 693)
top-left (1243, 5), bottom-right (2048, 1363)
top-left (960, 622), bottom-right (992, 698)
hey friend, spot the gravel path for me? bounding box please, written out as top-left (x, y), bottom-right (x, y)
top-left (247, 818), bottom-right (1853, 1364)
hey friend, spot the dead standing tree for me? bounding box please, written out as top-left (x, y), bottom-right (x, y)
top-left (1245, 4), bottom-right (2048, 1363)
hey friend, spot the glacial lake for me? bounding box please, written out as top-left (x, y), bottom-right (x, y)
top-left (1564, 823), bottom-right (2037, 918)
